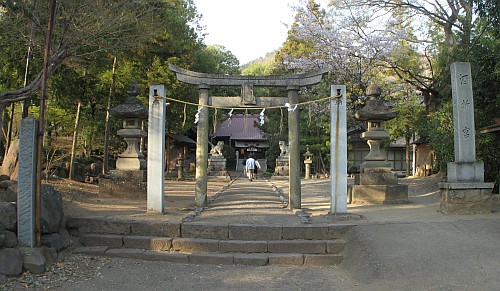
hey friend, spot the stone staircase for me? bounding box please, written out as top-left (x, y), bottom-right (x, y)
top-left (67, 217), bottom-right (352, 266)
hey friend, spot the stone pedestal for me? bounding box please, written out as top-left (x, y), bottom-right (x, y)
top-left (439, 162), bottom-right (493, 214)
top-left (304, 160), bottom-right (312, 179)
top-left (99, 170), bottom-right (147, 199)
top-left (351, 172), bottom-right (408, 204)
top-left (115, 128), bottom-right (146, 170)
top-left (207, 155), bottom-right (230, 180)
top-left (274, 156), bottom-right (289, 178)
top-left (446, 161), bottom-right (485, 182)
top-left (439, 182), bottom-right (494, 214)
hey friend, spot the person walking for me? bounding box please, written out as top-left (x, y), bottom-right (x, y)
top-left (245, 154), bottom-right (256, 181)
top-left (254, 159), bottom-right (261, 179)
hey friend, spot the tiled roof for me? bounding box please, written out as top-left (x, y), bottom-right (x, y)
top-left (211, 114), bottom-right (266, 140)
top-left (167, 134), bottom-right (196, 144)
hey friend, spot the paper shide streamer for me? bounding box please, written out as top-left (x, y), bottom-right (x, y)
top-left (259, 108), bottom-right (265, 125)
top-left (285, 102), bottom-right (297, 112)
top-left (194, 107), bottom-right (202, 124)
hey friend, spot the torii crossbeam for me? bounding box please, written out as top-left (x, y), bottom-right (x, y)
top-left (168, 64), bottom-right (328, 209)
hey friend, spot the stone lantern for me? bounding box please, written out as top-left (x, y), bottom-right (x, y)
top-left (354, 83), bottom-right (396, 173)
top-left (351, 83), bottom-right (408, 204)
top-left (303, 147), bottom-right (313, 179)
top-left (176, 153), bottom-right (185, 180)
top-left (99, 81), bottom-right (148, 199)
top-left (110, 81), bottom-right (148, 170)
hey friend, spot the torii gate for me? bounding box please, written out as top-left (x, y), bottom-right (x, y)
top-left (147, 64), bottom-right (331, 212)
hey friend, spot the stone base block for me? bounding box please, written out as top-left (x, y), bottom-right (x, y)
top-left (99, 179), bottom-right (147, 199)
top-left (351, 184), bottom-right (408, 204)
top-left (116, 158), bottom-right (146, 171)
top-left (208, 158), bottom-right (227, 171)
top-left (233, 253), bottom-right (268, 266)
top-left (360, 161), bottom-right (392, 173)
top-left (229, 224), bottom-right (282, 240)
top-left (439, 182), bottom-right (494, 214)
top-left (447, 162), bottom-right (484, 183)
top-left (274, 157), bottom-right (289, 176)
top-left (109, 170), bottom-right (146, 182)
top-left (355, 173), bottom-right (398, 185)
top-left (181, 222), bottom-right (229, 239)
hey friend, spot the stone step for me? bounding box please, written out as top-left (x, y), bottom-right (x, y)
top-left (72, 247), bottom-right (343, 266)
top-left (79, 234), bottom-right (346, 255)
top-left (67, 217), bottom-right (351, 241)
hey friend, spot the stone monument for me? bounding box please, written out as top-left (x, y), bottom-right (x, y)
top-left (274, 141), bottom-right (289, 178)
top-left (438, 62), bottom-right (494, 214)
top-left (17, 117), bottom-right (38, 247)
top-left (351, 83), bottom-right (408, 204)
top-left (207, 141), bottom-right (230, 180)
top-left (99, 82), bottom-right (148, 199)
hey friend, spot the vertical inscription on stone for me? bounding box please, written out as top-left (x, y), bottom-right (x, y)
top-left (147, 85), bottom-right (166, 213)
top-left (451, 62), bottom-right (476, 162)
top-left (18, 117), bottom-right (38, 247)
top-left (330, 85), bottom-right (347, 213)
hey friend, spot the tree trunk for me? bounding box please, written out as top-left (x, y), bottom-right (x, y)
top-left (5, 103), bottom-right (15, 157)
top-left (318, 149), bottom-right (326, 175)
top-left (103, 56), bottom-right (117, 175)
top-left (69, 99), bottom-right (82, 180)
top-left (22, 0), bottom-right (37, 118)
top-left (0, 104), bottom-right (6, 158)
top-left (165, 134), bottom-right (170, 173)
top-left (35, 0), bottom-right (57, 248)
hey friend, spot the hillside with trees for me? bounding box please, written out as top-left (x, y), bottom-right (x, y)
top-left (267, 0), bottom-right (499, 181)
top-left (0, 0), bottom-right (497, 183)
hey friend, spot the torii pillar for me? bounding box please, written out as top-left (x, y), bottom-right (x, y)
top-left (196, 84), bottom-right (210, 206)
top-left (169, 64), bottom-right (327, 209)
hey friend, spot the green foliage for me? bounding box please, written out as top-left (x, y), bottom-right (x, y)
top-left (0, 0), bottom-right (243, 170)
top-left (386, 94), bottom-right (425, 142)
top-left (418, 102), bottom-right (454, 171)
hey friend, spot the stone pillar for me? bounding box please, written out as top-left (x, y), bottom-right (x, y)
top-left (195, 85), bottom-right (210, 207)
top-left (439, 62), bottom-right (494, 214)
top-left (147, 85), bottom-right (166, 213)
top-left (330, 85), bottom-right (348, 213)
top-left (18, 117), bottom-right (38, 247)
top-left (288, 86), bottom-right (301, 209)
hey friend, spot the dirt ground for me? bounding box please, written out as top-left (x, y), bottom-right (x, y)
top-left (2, 174), bottom-right (499, 290)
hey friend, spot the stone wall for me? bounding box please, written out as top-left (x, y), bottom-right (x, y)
top-left (0, 182), bottom-right (70, 281)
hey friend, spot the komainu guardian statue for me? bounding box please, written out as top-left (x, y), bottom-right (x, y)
top-left (279, 141), bottom-right (289, 156)
top-left (210, 141), bottom-right (224, 156)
